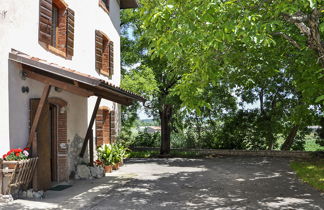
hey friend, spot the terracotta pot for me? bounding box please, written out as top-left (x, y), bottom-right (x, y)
top-left (8, 164), bottom-right (16, 169)
top-left (4, 161), bottom-right (18, 169)
top-left (112, 163), bottom-right (119, 170)
top-left (104, 165), bottom-right (112, 173)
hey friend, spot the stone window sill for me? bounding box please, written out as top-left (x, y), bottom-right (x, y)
top-left (48, 45), bottom-right (68, 59)
top-left (100, 69), bottom-right (111, 78)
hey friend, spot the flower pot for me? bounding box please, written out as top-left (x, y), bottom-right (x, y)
top-left (4, 161), bottom-right (18, 169)
top-left (118, 162), bottom-right (123, 167)
top-left (104, 165), bottom-right (112, 173)
top-left (112, 163), bottom-right (119, 170)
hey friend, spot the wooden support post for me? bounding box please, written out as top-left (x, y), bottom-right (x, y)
top-left (89, 129), bottom-right (94, 166)
top-left (79, 96), bottom-right (102, 157)
top-left (27, 85), bottom-right (51, 148)
top-left (32, 133), bottom-right (38, 191)
top-left (0, 159), bottom-right (3, 195)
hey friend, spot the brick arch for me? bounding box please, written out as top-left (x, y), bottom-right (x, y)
top-left (48, 97), bottom-right (68, 182)
top-left (48, 97), bottom-right (67, 107)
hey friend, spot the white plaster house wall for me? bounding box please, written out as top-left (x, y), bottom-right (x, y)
top-left (0, 0), bottom-right (122, 159)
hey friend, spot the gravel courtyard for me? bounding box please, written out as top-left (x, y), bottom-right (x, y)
top-left (86, 157), bottom-right (324, 210)
top-left (1, 157), bottom-right (323, 209)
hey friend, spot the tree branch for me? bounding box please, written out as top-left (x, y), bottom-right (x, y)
top-left (282, 12), bottom-right (311, 37)
top-left (282, 12), bottom-right (309, 23)
top-left (273, 32), bottom-right (302, 50)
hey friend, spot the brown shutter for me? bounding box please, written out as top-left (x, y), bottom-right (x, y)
top-left (109, 41), bottom-right (114, 76)
top-left (95, 30), bottom-right (103, 70)
top-left (96, 108), bottom-right (104, 146)
top-left (102, 40), bottom-right (109, 74)
top-left (39, 0), bottom-right (52, 44)
top-left (110, 110), bottom-right (116, 143)
top-left (66, 8), bottom-right (75, 57)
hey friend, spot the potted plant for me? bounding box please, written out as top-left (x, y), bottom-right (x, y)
top-left (2, 148), bottom-right (30, 169)
top-left (112, 143), bottom-right (129, 169)
top-left (97, 144), bottom-right (114, 173)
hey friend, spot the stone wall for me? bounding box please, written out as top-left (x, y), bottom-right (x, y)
top-left (68, 135), bottom-right (89, 178)
top-left (133, 147), bottom-right (322, 159)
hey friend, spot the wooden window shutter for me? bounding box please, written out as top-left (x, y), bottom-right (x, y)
top-left (66, 8), bottom-right (75, 57)
top-left (96, 108), bottom-right (104, 146)
top-left (95, 30), bottom-right (103, 71)
top-left (110, 110), bottom-right (116, 142)
top-left (109, 41), bottom-right (114, 76)
top-left (39, 0), bottom-right (53, 45)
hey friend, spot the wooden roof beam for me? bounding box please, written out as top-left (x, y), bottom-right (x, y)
top-left (23, 66), bottom-right (94, 97)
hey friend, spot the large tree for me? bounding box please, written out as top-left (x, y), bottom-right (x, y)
top-left (138, 0), bottom-right (324, 150)
top-left (121, 9), bottom-right (183, 154)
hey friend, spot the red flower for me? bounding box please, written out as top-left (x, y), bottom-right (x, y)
top-left (15, 153), bottom-right (20, 157)
top-left (24, 147), bottom-right (30, 151)
top-left (2, 154), bottom-right (7, 159)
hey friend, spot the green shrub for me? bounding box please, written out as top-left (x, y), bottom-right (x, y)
top-left (132, 130), bottom-right (160, 147)
top-left (97, 142), bottom-right (130, 165)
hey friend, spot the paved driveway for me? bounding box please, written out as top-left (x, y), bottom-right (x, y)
top-left (1, 157), bottom-right (323, 209)
top-left (87, 157), bottom-right (324, 210)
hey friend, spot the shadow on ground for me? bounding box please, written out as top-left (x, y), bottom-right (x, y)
top-left (86, 157), bottom-right (324, 210)
top-left (1, 157), bottom-right (323, 210)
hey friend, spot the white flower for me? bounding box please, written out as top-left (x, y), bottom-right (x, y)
top-left (23, 150), bottom-right (29, 157)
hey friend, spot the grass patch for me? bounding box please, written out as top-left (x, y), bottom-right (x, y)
top-left (304, 135), bottom-right (324, 151)
top-left (290, 159), bottom-right (324, 191)
top-left (129, 150), bottom-right (206, 158)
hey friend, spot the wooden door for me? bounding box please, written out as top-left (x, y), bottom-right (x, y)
top-left (50, 104), bottom-right (58, 182)
top-left (30, 99), bottom-right (52, 190)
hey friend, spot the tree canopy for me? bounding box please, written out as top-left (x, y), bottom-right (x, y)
top-left (120, 0), bottom-right (324, 153)
top-left (140, 0), bottom-right (324, 109)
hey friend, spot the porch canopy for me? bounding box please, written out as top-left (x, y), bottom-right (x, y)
top-left (9, 50), bottom-right (145, 160)
top-left (9, 50), bottom-right (145, 106)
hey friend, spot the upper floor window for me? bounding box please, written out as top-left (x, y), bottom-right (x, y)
top-left (95, 30), bottom-right (114, 77)
top-left (99, 0), bottom-right (110, 13)
top-left (39, 0), bottom-right (75, 59)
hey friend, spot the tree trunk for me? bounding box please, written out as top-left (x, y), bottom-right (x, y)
top-left (281, 125), bottom-right (299, 150)
top-left (267, 132), bottom-right (275, 150)
top-left (160, 104), bottom-right (172, 155)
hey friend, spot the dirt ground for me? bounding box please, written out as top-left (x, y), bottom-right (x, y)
top-left (1, 157), bottom-right (324, 209)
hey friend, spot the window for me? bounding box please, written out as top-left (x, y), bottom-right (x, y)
top-left (96, 107), bottom-right (112, 146)
top-left (51, 4), bottom-right (58, 47)
top-left (95, 30), bottom-right (114, 77)
top-left (99, 0), bottom-right (109, 13)
top-left (39, 0), bottom-right (75, 58)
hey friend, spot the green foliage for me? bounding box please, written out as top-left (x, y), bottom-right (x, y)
top-left (134, 131), bottom-right (160, 147)
top-left (120, 1), bottom-right (324, 152)
top-left (139, 0), bottom-right (324, 110)
top-left (97, 143), bottom-right (129, 165)
top-left (121, 130), bottom-right (161, 148)
top-left (129, 150), bottom-right (205, 158)
top-left (291, 160), bottom-right (324, 191)
top-left (97, 144), bottom-right (114, 165)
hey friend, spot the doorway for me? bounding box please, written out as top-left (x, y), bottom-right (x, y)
top-left (50, 104), bottom-right (58, 183)
top-left (30, 99), bottom-right (59, 190)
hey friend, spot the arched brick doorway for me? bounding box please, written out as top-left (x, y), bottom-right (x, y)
top-left (30, 97), bottom-right (68, 190)
top-left (48, 97), bottom-right (68, 183)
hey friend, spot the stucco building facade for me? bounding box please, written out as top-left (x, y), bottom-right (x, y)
top-left (0, 0), bottom-right (142, 190)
